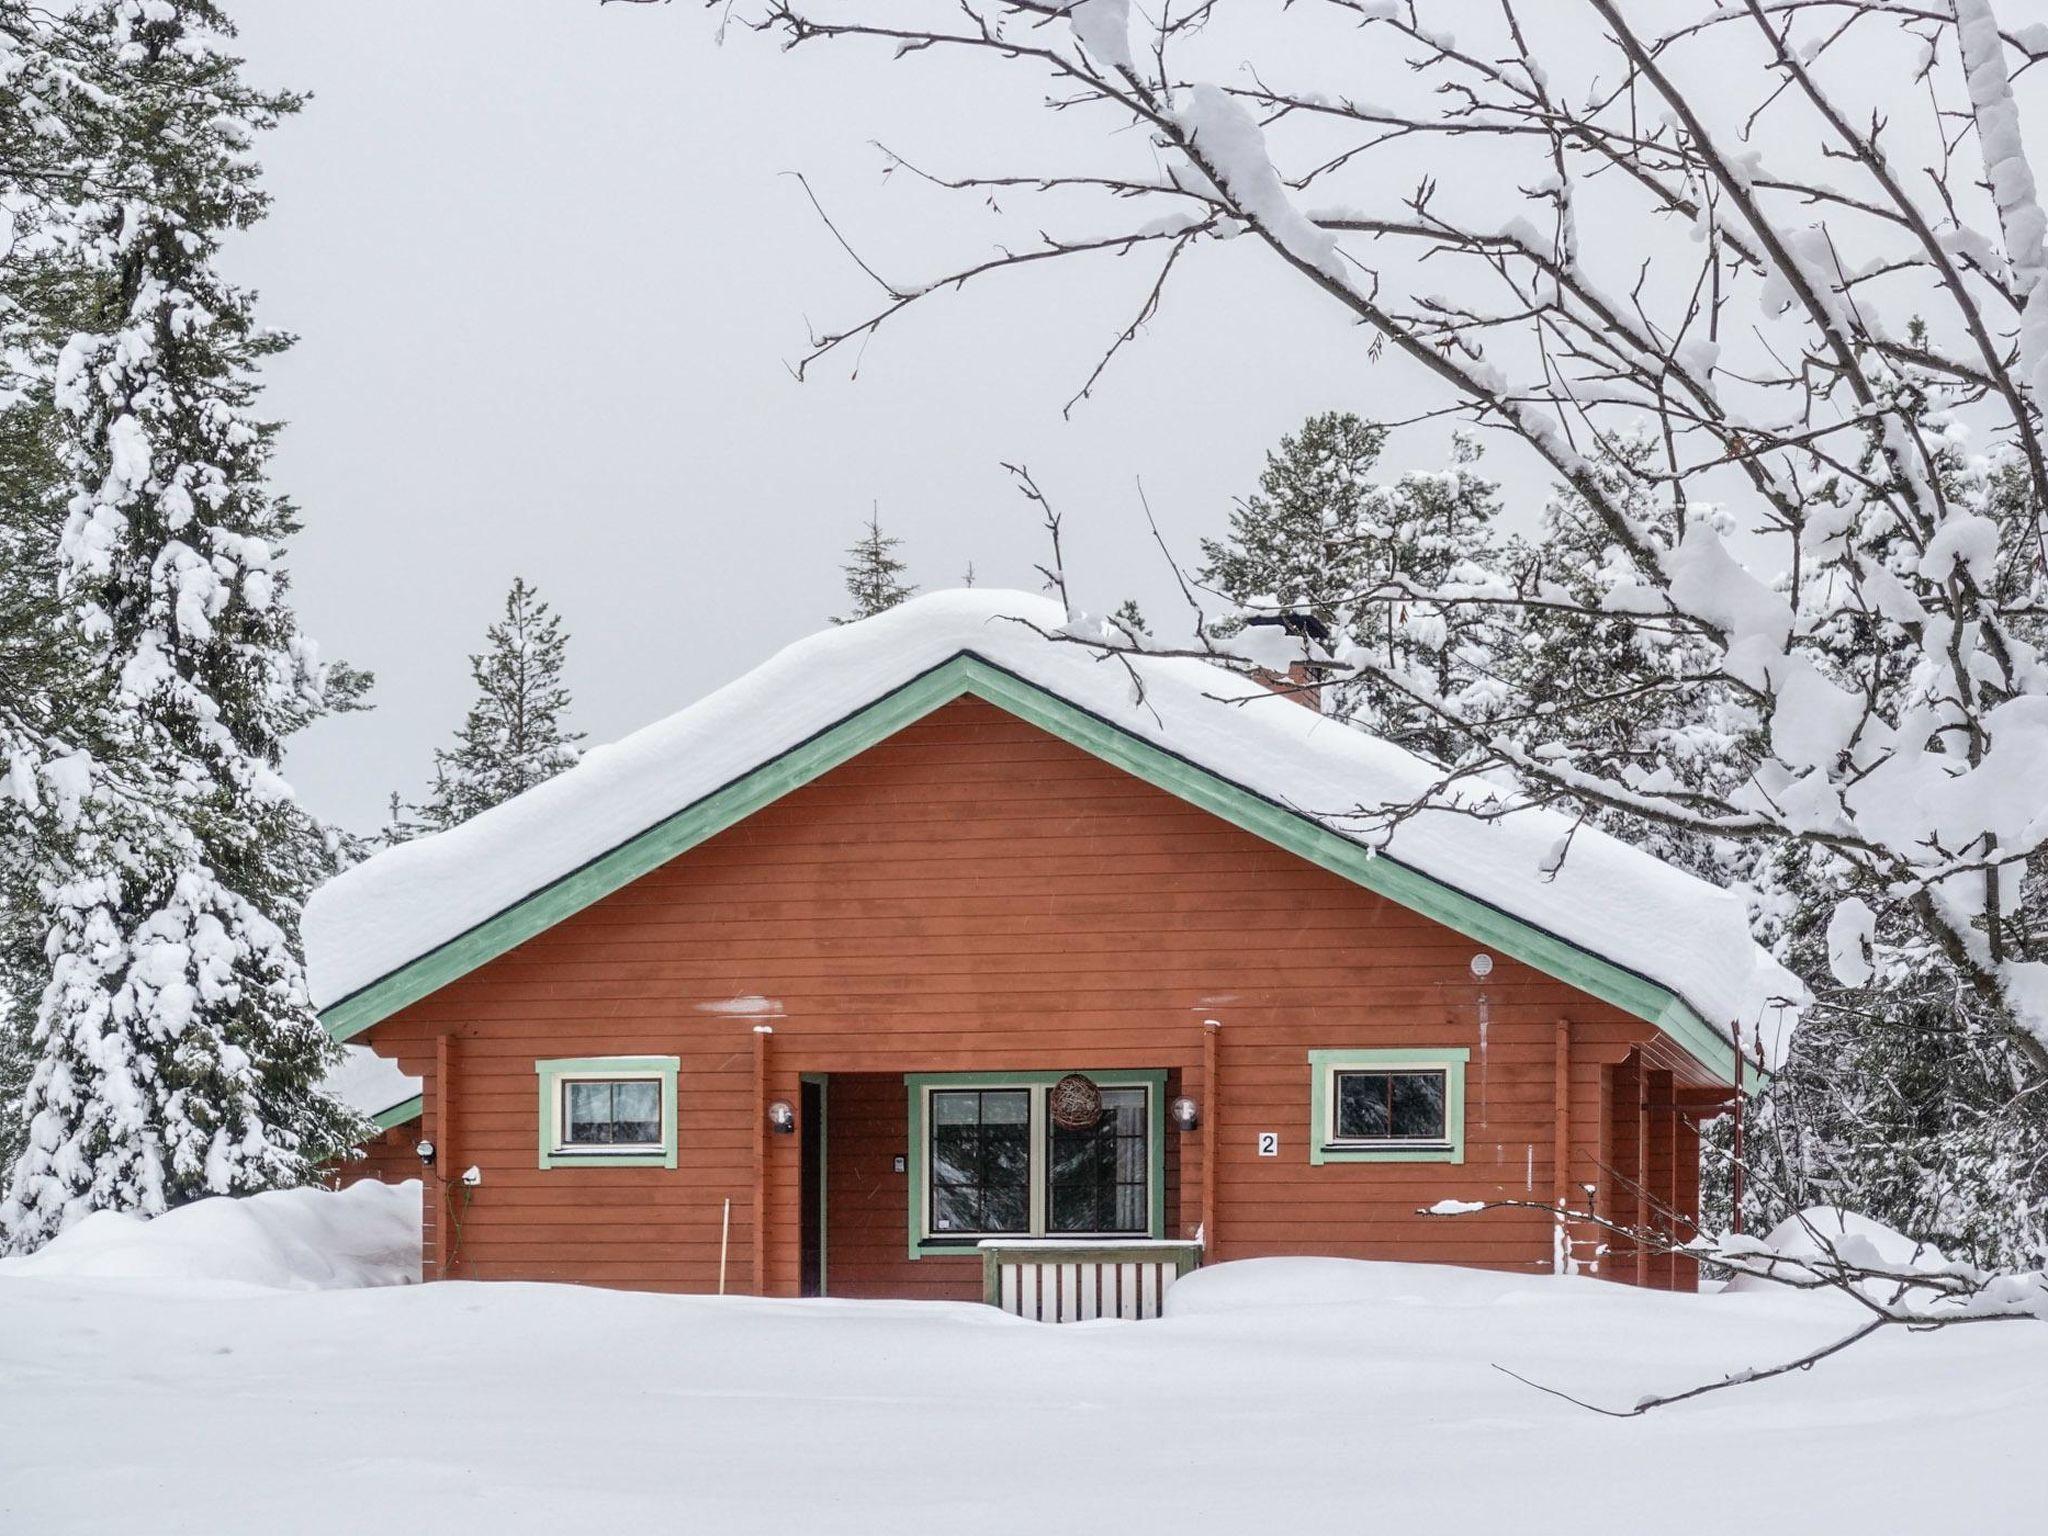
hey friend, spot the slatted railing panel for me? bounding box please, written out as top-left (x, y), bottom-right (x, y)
top-left (979, 1241), bottom-right (1202, 1322)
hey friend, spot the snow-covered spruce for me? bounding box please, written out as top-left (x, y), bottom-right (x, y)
top-left (2, 1), bottom-right (362, 1251)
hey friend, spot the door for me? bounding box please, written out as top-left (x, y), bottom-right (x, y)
top-left (799, 1076), bottom-right (827, 1297)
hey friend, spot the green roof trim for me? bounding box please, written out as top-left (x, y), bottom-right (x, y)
top-left (318, 651), bottom-right (1748, 1085)
top-left (370, 1094), bottom-right (422, 1132)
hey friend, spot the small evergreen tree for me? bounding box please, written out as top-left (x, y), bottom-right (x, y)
top-left (1110, 598), bottom-right (1150, 640)
top-left (420, 577), bottom-right (581, 831)
top-left (835, 508), bottom-right (915, 623)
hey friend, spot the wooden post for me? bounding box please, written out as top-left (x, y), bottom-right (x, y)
top-left (1552, 1018), bottom-right (1572, 1271)
top-left (1730, 1027), bottom-right (1746, 1236)
top-left (1635, 1060), bottom-right (1650, 1289)
top-left (752, 1025), bottom-right (771, 1297)
top-left (1201, 1019), bottom-right (1220, 1259)
top-left (433, 1031), bottom-right (458, 1281)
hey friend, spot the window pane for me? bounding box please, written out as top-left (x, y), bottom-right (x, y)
top-left (932, 1184), bottom-right (980, 1234)
top-left (613, 1081), bottom-right (661, 1144)
top-left (1335, 1073), bottom-right (1391, 1139)
top-left (933, 1091), bottom-right (982, 1126)
top-left (1047, 1087), bottom-right (1146, 1234)
top-left (981, 1091), bottom-right (1029, 1125)
top-left (1389, 1072), bottom-right (1447, 1139)
top-left (564, 1081), bottom-right (613, 1144)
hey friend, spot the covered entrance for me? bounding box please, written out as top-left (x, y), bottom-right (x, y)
top-left (790, 1069), bottom-right (1188, 1304)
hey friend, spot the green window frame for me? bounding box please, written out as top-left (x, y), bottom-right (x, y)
top-left (904, 1070), bottom-right (1167, 1259)
top-left (535, 1056), bottom-right (680, 1169)
top-left (1308, 1048), bottom-right (1469, 1165)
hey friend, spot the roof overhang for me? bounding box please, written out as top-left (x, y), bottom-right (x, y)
top-left (319, 652), bottom-right (1758, 1087)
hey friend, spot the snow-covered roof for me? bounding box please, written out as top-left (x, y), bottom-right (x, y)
top-left (305, 590), bottom-right (1801, 1072)
top-left (322, 1046), bottom-right (420, 1124)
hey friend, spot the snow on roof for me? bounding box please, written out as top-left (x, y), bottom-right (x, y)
top-left (322, 1046), bottom-right (420, 1122)
top-left (305, 590), bottom-right (1801, 1068)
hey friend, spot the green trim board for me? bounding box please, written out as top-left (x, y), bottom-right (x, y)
top-left (903, 1070), bottom-right (1169, 1260)
top-left (1307, 1048), bottom-right (1468, 1165)
top-left (319, 651), bottom-right (1751, 1086)
top-left (370, 1095), bottom-right (423, 1133)
top-left (535, 1056), bottom-right (680, 1170)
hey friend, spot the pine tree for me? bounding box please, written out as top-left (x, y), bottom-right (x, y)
top-left (420, 577), bottom-right (581, 832)
top-left (2, 1), bottom-right (366, 1250)
top-left (1110, 598), bottom-right (1150, 640)
top-left (835, 508), bottom-right (914, 623)
top-left (1200, 414), bottom-right (1508, 763)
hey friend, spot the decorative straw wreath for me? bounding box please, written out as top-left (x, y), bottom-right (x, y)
top-left (1048, 1072), bottom-right (1104, 1130)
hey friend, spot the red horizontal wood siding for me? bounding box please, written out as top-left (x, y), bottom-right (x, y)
top-left (359, 696), bottom-right (1706, 1295)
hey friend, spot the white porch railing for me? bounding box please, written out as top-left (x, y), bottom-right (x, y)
top-left (978, 1239), bottom-right (1202, 1322)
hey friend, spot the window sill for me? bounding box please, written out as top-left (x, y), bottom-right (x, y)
top-left (538, 1147), bottom-right (676, 1170)
top-left (1311, 1142), bottom-right (1462, 1166)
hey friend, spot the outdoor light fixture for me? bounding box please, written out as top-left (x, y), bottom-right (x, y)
top-left (767, 1100), bottom-right (796, 1135)
top-left (415, 1139), bottom-right (437, 1166)
top-left (1170, 1096), bottom-right (1201, 1132)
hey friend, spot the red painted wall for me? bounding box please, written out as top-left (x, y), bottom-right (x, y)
top-left (358, 697), bottom-right (1708, 1295)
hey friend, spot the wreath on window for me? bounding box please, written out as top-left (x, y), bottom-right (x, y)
top-left (1049, 1072), bottom-right (1104, 1130)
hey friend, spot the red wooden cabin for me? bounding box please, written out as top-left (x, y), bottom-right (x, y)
top-left (307, 592), bottom-right (1794, 1304)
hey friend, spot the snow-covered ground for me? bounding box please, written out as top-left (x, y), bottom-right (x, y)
top-left (1, 1186), bottom-right (2041, 1534)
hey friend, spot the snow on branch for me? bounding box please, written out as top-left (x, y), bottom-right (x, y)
top-left (712, 0), bottom-right (2048, 1073)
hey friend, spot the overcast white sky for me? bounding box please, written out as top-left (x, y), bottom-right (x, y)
top-left (230, 0), bottom-right (1409, 832)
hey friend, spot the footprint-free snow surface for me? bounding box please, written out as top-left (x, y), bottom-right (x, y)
top-left (1, 1186), bottom-right (2040, 1533)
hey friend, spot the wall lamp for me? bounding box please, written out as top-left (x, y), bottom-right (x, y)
top-left (767, 1100), bottom-right (797, 1135)
top-left (1170, 1096), bottom-right (1201, 1132)
top-left (415, 1138), bottom-right (437, 1166)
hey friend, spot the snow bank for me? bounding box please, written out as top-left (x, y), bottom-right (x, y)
top-left (1165, 1255), bottom-right (1562, 1315)
top-left (1723, 1207), bottom-right (1947, 1293)
top-left (2, 1253), bottom-right (2040, 1533)
top-left (306, 590), bottom-right (1799, 1066)
top-left (0, 1180), bottom-right (421, 1291)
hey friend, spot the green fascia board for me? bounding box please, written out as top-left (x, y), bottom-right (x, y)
top-left (904, 1070), bottom-right (1168, 1260)
top-left (370, 1095), bottom-right (423, 1133)
top-left (319, 651), bottom-right (1748, 1086)
top-left (1307, 1048), bottom-right (1468, 1166)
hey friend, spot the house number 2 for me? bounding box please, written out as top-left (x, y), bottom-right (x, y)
top-left (1257, 1132), bottom-right (1279, 1157)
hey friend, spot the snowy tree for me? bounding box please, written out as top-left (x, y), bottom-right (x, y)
top-left (835, 508), bottom-right (915, 623)
top-left (1200, 415), bottom-right (1508, 763)
top-left (717, 0), bottom-right (2048, 1087)
top-left (2, 0), bottom-right (364, 1250)
top-left (420, 577), bottom-right (581, 832)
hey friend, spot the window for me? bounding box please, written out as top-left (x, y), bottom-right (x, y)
top-left (1309, 1049), bottom-right (1468, 1165)
top-left (536, 1056), bottom-right (679, 1169)
top-left (930, 1088), bottom-right (1030, 1235)
top-left (906, 1072), bottom-right (1165, 1255)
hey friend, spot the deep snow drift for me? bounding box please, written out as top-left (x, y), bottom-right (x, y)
top-left (1, 1188), bottom-right (2040, 1533)
top-left (0, 1179), bottom-right (419, 1291)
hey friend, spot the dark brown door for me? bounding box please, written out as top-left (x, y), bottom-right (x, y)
top-left (799, 1077), bottom-right (826, 1297)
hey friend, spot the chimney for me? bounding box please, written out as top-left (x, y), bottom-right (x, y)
top-left (1242, 611), bottom-right (1334, 715)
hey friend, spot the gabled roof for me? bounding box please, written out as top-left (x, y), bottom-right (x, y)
top-left (305, 591), bottom-right (1801, 1082)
